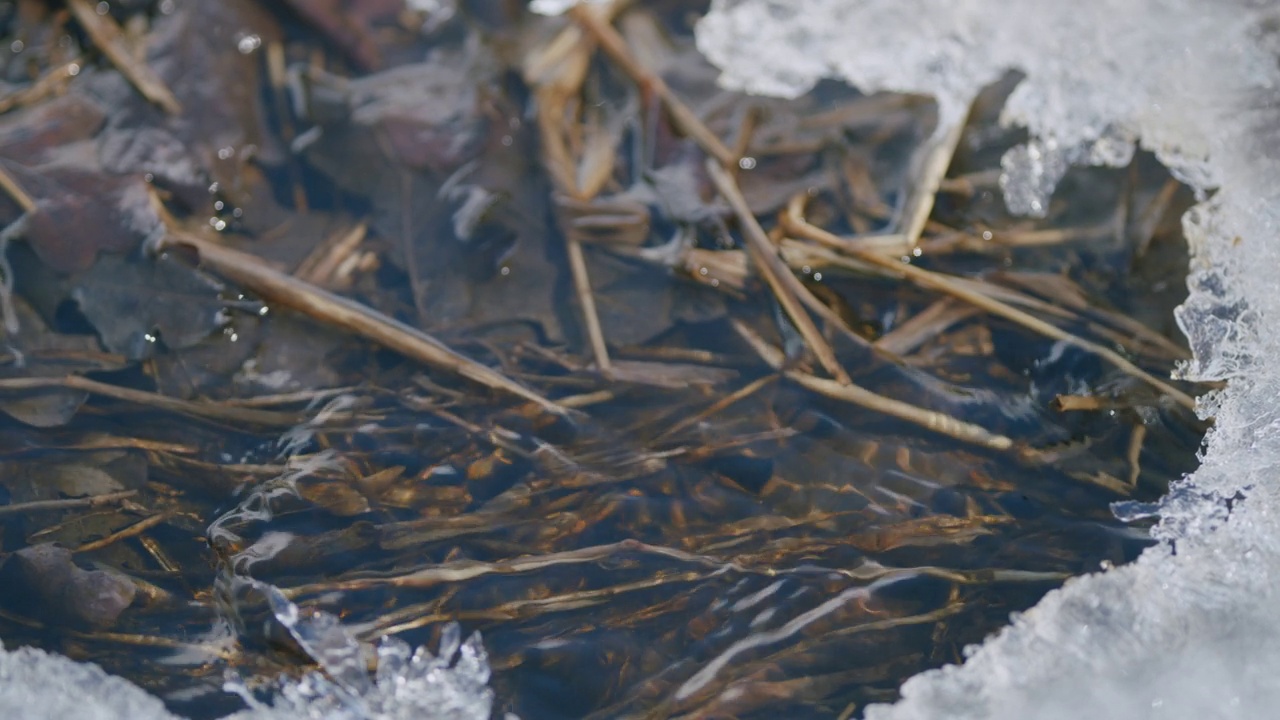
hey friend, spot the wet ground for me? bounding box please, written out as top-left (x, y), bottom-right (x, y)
top-left (0, 1), bottom-right (1205, 718)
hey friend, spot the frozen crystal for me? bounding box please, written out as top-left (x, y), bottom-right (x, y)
top-left (227, 584), bottom-right (497, 720)
top-left (698, 1), bottom-right (1280, 719)
top-left (0, 643), bottom-right (179, 720)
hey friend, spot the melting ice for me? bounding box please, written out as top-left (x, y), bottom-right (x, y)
top-left (698, 0), bottom-right (1280, 718)
top-left (8, 0), bottom-right (1280, 717)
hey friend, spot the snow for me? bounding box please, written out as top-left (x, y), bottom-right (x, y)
top-left (698, 1), bottom-right (1280, 718)
top-left (6, 0), bottom-right (1280, 717)
top-left (0, 642), bottom-right (180, 720)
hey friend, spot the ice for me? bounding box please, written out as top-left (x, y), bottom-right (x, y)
top-left (698, 0), bottom-right (1280, 718)
top-left (0, 586), bottom-right (500, 720)
top-left (0, 642), bottom-right (180, 720)
top-left (223, 583), bottom-right (498, 720)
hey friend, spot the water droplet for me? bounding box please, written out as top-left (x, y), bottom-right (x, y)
top-left (500, 266), bottom-right (510, 276)
top-left (95, 2), bottom-right (110, 16)
top-left (982, 230), bottom-right (993, 240)
top-left (217, 146), bottom-right (235, 160)
top-left (237, 34), bottom-right (262, 54)
top-left (699, 267), bottom-right (708, 276)
top-left (813, 272), bottom-right (822, 282)
top-left (10, 40), bottom-right (23, 53)
top-left (67, 63), bottom-right (80, 76)
top-left (738, 157), bottom-right (757, 170)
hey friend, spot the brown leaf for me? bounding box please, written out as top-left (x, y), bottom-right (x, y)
top-left (0, 298), bottom-right (126, 427)
top-left (0, 543), bottom-right (136, 628)
top-left (2, 161), bottom-right (154, 274)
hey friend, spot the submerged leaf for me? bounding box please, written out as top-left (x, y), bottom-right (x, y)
top-left (0, 543), bottom-right (136, 628)
top-left (1, 162), bottom-right (155, 274)
top-left (72, 254), bottom-right (227, 359)
top-left (0, 298), bottom-right (125, 427)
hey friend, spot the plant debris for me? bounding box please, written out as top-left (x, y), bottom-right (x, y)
top-left (0, 1), bottom-right (1207, 718)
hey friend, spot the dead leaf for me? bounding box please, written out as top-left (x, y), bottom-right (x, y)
top-left (1, 161), bottom-right (155, 274)
top-left (95, 0), bottom-right (284, 220)
top-left (72, 254), bottom-right (227, 359)
top-left (0, 543), bottom-right (136, 627)
top-left (0, 298), bottom-right (126, 427)
top-left (0, 94), bottom-right (106, 166)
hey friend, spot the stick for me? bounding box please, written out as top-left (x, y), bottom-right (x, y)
top-left (706, 160), bottom-right (851, 384)
top-left (0, 375), bottom-right (304, 426)
top-left (900, 117), bottom-right (966, 248)
top-left (73, 512), bottom-right (170, 554)
top-left (0, 490), bottom-right (137, 516)
top-left (0, 57), bottom-right (84, 115)
top-left (654, 374), bottom-right (777, 442)
top-left (65, 0), bottom-right (181, 114)
top-left (782, 196), bottom-right (1198, 411)
top-left (568, 5), bottom-right (736, 166)
top-left (159, 231), bottom-right (568, 415)
top-left (529, 37), bottom-right (612, 372)
top-left (731, 320), bottom-right (1014, 451)
top-left (0, 163), bottom-right (36, 213)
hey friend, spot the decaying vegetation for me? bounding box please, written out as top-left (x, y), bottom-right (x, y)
top-left (0, 1), bottom-right (1205, 717)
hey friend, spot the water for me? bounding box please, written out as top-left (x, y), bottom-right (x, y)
top-left (0, 2), bottom-right (1203, 718)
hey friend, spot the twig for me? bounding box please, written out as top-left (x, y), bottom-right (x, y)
top-left (1053, 394), bottom-right (1108, 412)
top-left (282, 539), bottom-right (684, 597)
top-left (529, 33), bottom-right (613, 372)
top-left (157, 230), bottom-right (568, 415)
top-left (566, 236), bottom-right (611, 371)
top-left (265, 40), bottom-right (308, 211)
top-left (706, 160), bottom-right (851, 384)
top-left (0, 490), bottom-right (137, 516)
top-left (567, 5), bottom-right (736, 166)
top-left (0, 375), bottom-right (304, 426)
top-left (65, 0), bottom-right (181, 114)
top-left (899, 112), bottom-right (968, 248)
top-left (0, 57), bottom-right (84, 115)
top-left (1127, 423), bottom-right (1146, 486)
top-left (1133, 177), bottom-right (1181, 257)
top-left (782, 195), bottom-right (1198, 411)
top-left (294, 221), bottom-right (367, 286)
top-left (874, 299), bottom-right (980, 356)
top-left (73, 512), bottom-right (170, 553)
top-left (654, 374), bottom-right (777, 442)
top-left (731, 320), bottom-right (1014, 451)
top-left (0, 163), bottom-right (37, 213)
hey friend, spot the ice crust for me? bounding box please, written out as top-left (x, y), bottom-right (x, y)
top-left (699, 1), bottom-right (1280, 718)
top-left (0, 642), bottom-right (181, 720)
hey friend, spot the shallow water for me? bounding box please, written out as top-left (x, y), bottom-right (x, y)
top-left (0, 2), bottom-right (1203, 718)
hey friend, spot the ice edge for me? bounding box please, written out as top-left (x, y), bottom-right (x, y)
top-left (697, 1), bottom-right (1280, 718)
